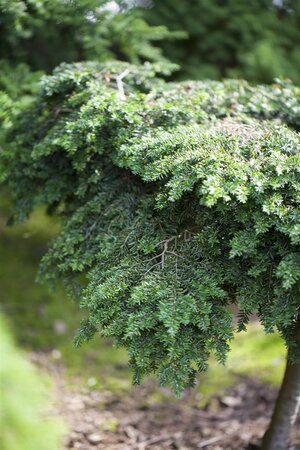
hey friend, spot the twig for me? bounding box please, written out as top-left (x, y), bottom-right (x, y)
top-left (84, 219), bottom-right (99, 240)
top-left (53, 107), bottom-right (73, 117)
top-left (144, 252), bottom-right (164, 264)
top-left (136, 434), bottom-right (174, 449)
top-left (144, 262), bottom-right (162, 276)
top-left (114, 68), bottom-right (131, 101)
top-left (144, 235), bottom-right (189, 276)
top-left (155, 236), bottom-right (177, 248)
top-left (197, 436), bottom-right (223, 448)
top-left (165, 250), bottom-right (185, 259)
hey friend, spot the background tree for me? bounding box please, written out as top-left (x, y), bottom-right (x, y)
top-left (2, 62), bottom-right (300, 450)
top-left (141, 0), bottom-right (300, 84)
top-left (0, 0), bottom-right (177, 71)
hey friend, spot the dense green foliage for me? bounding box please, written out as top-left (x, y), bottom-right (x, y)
top-left (142, 0), bottom-right (300, 84)
top-left (0, 315), bottom-right (66, 450)
top-left (0, 197), bottom-right (285, 405)
top-left (3, 62), bottom-right (300, 394)
top-left (0, 0), bottom-right (175, 71)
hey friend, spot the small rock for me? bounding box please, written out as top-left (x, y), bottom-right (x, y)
top-left (53, 319), bottom-right (68, 334)
top-left (241, 432), bottom-right (253, 442)
top-left (87, 433), bottom-right (103, 445)
top-left (73, 443), bottom-right (85, 449)
top-left (69, 431), bottom-right (82, 442)
top-left (74, 423), bottom-right (93, 434)
top-left (68, 398), bottom-right (85, 411)
top-left (69, 431), bottom-right (78, 439)
top-left (51, 349), bottom-right (61, 360)
top-left (124, 425), bottom-right (138, 439)
top-left (201, 427), bottom-right (212, 437)
top-left (87, 377), bottom-right (97, 387)
top-left (220, 395), bottom-right (242, 407)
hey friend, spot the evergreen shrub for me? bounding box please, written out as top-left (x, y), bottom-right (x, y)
top-left (3, 62), bottom-right (300, 394)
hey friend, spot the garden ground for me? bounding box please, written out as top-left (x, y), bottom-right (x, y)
top-left (32, 350), bottom-right (300, 450)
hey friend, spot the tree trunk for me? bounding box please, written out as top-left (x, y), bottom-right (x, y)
top-left (260, 352), bottom-right (300, 450)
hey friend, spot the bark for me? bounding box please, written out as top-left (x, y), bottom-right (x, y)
top-left (261, 332), bottom-right (300, 450)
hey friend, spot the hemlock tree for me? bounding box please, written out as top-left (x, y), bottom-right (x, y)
top-left (2, 62), bottom-right (300, 450)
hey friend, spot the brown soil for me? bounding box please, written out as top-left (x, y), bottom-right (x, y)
top-left (31, 352), bottom-right (300, 450)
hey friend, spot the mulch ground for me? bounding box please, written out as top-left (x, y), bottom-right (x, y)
top-left (32, 352), bottom-right (300, 450)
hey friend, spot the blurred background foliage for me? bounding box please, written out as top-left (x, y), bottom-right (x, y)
top-left (1, 0), bottom-right (299, 102)
top-left (141, 0), bottom-right (300, 84)
top-left (0, 0), bottom-right (177, 71)
top-left (0, 1), bottom-right (296, 447)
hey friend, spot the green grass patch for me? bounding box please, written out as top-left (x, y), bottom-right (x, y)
top-left (228, 325), bottom-right (285, 384)
top-left (0, 315), bottom-right (67, 450)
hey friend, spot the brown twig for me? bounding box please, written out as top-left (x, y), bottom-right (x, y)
top-left (197, 435), bottom-right (223, 448)
top-left (114, 69), bottom-right (131, 101)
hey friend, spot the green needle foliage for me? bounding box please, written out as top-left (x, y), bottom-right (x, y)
top-left (3, 62), bottom-right (300, 395)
